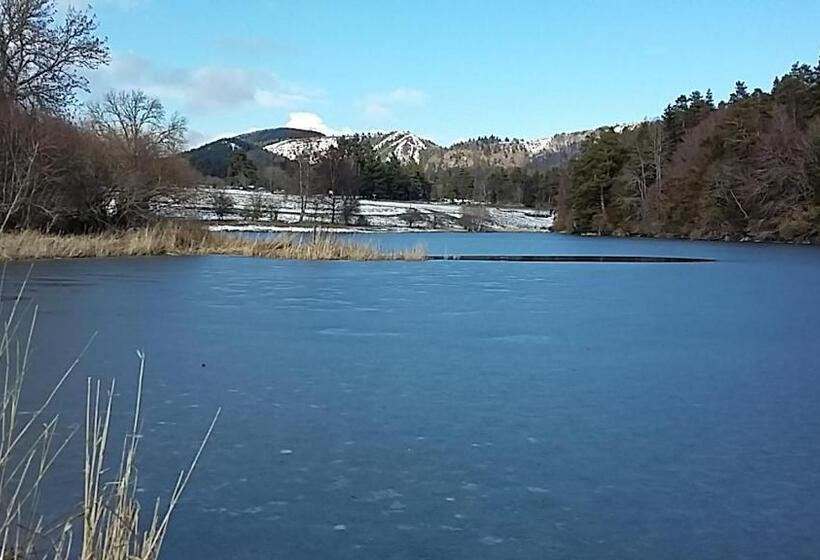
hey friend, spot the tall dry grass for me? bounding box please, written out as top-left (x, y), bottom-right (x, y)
top-left (0, 222), bottom-right (427, 261)
top-left (0, 275), bottom-right (219, 559)
top-left (79, 353), bottom-right (219, 560)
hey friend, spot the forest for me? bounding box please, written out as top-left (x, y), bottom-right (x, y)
top-left (556, 63), bottom-right (820, 242)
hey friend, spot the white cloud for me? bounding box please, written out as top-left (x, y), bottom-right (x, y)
top-left (284, 112), bottom-right (350, 136)
top-left (89, 52), bottom-right (319, 114)
top-left (361, 87), bottom-right (429, 120)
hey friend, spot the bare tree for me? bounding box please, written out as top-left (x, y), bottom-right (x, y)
top-left (459, 205), bottom-right (491, 232)
top-left (400, 208), bottom-right (424, 228)
top-left (0, 103), bottom-right (40, 231)
top-left (340, 196), bottom-right (359, 225)
top-left (244, 193), bottom-right (265, 221)
top-left (316, 139), bottom-right (361, 224)
top-left (266, 200), bottom-right (280, 223)
top-left (295, 155), bottom-right (311, 222)
top-left (0, 0), bottom-right (108, 111)
top-left (471, 165), bottom-right (491, 202)
top-left (86, 90), bottom-right (191, 225)
top-left (87, 90), bottom-right (186, 158)
top-left (0, 100), bottom-right (116, 232)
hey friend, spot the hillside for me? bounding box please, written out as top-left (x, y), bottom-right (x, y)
top-left (185, 128), bottom-right (322, 178)
top-left (237, 127), bottom-right (323, 146)
top-left (429, 131), bottom-right (592, 170)
top-left (185, 137), bottom-right (260, 178)
top-left (185, 126), bottom-right (597, 178)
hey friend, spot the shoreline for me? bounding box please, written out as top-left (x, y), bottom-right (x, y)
top-left (211, 221), bottom-right (818, 247)
top-left (208, 223), bottom-right (550, 234)
top-left (0, 223), bottom-right (426, 262)
top-left (1, 222), bottom-right (815, 264)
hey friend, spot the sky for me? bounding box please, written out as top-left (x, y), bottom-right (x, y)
top-left (72, 0), bottom-right (820, 147)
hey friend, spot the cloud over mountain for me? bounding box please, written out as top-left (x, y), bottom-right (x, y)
top-left (284, 112), bottom-right (349, 136)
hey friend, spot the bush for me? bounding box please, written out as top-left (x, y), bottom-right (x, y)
top-left (210, 191), bottom-right (234, 221)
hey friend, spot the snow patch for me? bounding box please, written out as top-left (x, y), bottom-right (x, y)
top-left (373, 131), bottom-right (430, 164)
top-left (264, 137), bottom-right (339, 163)
top-left (262, 130), bottom-right (434, 165)
top-left (177, 188), bottom-right (554, 232)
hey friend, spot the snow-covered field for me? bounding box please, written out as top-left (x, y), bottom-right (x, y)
top-left (176, 188), bottom-right (554, 233)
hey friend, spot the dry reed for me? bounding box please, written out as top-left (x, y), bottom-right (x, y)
top-left (0, 276), bottom-right (219, 559)
top-left (0, 222), bottom-right (427, 262)
top-left (79, 353), bottom-right (219, 560)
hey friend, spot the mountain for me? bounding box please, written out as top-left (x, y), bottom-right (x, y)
top-left (185, 127), bottom-right (321, 178)
top-left (262, 130), bottom-right (438, 165)
top-left (185, 137), bottom-right (259, 178)
top-left (184, 125), bottom-right (624, 178)
top-left (263, 136), bottom-right (339, 163)
top-left (371, 131), bottom-right (439, 164)
top-left (431, 129), bottom-right (622, 170)
top-left (237, 127), bottom-right (323, 146)
top-left (255, 129), bottom-right (589, 169)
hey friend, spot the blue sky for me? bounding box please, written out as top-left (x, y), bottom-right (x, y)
top-left (78, 0), bottom-right (820, 147)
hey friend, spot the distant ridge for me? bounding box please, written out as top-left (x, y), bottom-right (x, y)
top-left (237, 127), bottom-right (324, 146)
top-left (184, 124), bottom-right (635, 178)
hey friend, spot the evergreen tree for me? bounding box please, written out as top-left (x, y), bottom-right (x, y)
top-left (662, 101), bottom-right (686, 155)
top-left (227, 153), bottom-right (258, 187)
top-left (705, 89), bottom-right (715, 110)
top-left (729, 81), bottom-right (750, 103)
top-left (568, 129), bottom-right (627, 233)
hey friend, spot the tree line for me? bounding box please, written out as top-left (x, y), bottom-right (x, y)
top-left (555, 60), bottom-right (820, 242)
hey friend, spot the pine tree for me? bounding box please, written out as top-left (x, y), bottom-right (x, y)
top-left (705, 89), bottom-right (715, 110)
top-left (662, 101), bottom-right (686, 155)
top-left (568, 128), bottom-right (627, 233)
top-left (227, 153), bottom-right (258, 187)
top-left (729, 81), bottom-right (750, 103)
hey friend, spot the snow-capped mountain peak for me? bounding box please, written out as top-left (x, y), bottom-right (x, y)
top-left (261, 130), bottom-right (437, 165)
top-left (263, 136), bottom-right (339, 163)
top-left (187, 123), bottom-right (639, 180)
top-left (372, 131), bottom-right (433, 164)
top-left (520, 131), bottom-right (593, 157)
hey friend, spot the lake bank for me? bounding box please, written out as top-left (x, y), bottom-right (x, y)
top-left (564, 228), bottom-right (819, 245)
top-left (0, 223), bottom-right (425, 261)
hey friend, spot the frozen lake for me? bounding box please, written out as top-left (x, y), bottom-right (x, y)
top-left (8, 233), bottom-right (820, 559)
